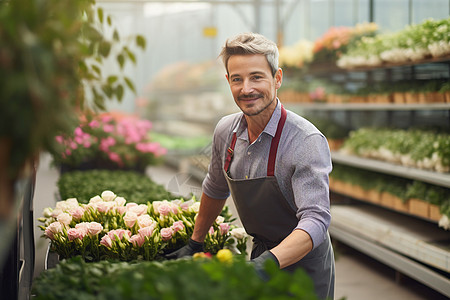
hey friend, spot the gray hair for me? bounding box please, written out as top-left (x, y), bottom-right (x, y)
top-left (219, 32), bottom-right (279, 76)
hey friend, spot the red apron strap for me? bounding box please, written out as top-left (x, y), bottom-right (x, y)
top-left (224, 132), bottom-right (237, 173)
top-left (267, 105), bottom-right (287, 176)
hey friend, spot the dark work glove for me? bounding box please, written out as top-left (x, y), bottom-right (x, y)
top-left (165, 238), bottom-right (204, 259)
top-left (251, 250), bottom-right (280, 281)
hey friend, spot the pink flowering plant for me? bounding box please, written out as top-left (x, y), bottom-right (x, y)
top-left (51, 112), bottom-right (167, 171)
top-left (38, 190), bottom-right (247, 262)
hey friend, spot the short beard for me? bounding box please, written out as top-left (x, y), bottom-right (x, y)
top-left (241, 96), bottom-right (275, 116)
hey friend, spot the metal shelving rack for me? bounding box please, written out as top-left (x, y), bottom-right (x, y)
top-left (285, 57), bottom-right (450, 297)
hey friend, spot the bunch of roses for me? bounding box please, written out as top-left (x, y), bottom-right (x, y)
top-left (39, 190), bottom-right (247, 262)
top-left (52, 112), bottom-right (167, 169)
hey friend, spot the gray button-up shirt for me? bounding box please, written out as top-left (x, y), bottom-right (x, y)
top-left (202, 100), bottom-right (332, 249)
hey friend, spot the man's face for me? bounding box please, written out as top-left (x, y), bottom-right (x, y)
top-left (226, 54), bottom-right (282, 117)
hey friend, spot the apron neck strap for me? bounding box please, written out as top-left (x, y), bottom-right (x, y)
top-left (267, 104), bottom-right (287, 176)
top-left (224, 104), bottom-right (287, 176)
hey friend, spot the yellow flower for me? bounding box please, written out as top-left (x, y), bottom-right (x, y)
top-left (193, 252), bottom-right (211, 260)
top-left (216, 249), bottom-right (233, 264)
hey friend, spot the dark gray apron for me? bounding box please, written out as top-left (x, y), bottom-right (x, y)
top-left (223, 105), bottom-right (335, 300)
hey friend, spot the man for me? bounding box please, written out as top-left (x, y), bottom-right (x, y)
top-left (167, 32), bottom-right (335, 299)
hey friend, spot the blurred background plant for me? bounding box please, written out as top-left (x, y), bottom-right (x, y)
top-left (0, 0), bottom-right (145, 211)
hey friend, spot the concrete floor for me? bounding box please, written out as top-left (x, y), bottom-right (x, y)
top-left (32, 153), bottom-right (447, 300)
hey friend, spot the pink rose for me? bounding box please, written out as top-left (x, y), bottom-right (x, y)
top-left (44, 222), bottom-right (63, 240)
top-left (158, 203), bottom-right (171, 216)
top-left (170, 203), bottom-right (180, 215)
top-left (88, 222), bottom-right (103, 236)
top-left (137, 214), bottom-right (155, 228)
top-left (100, 235), bottom-right (112, 248)
top-left (116, 206), bottom-right (127, 215)
top-left (160, 228), bottom-right (174, 241)
top-left (130, 234), bottom-right (145, 247)
top-left (138, 225), bottom-right (155, 237)
top-left (96, 201), bottom-right (113, 213)
top-left (123, 211), bottom-right (138, 228)
top-left (219, 223), bottom-right (230, 235)
top-left (108, 229), bottom-right (131, 241)
top-left (208, 226), bottom-right (215, 235)
top-left (129, 204), bottom-right (148, 216)
top-left (70, 206), bottom-right (85, 220)
top-left (67, 228), bottom-right (85, 241)
top-left (75, 222), bottom-right (89, 236)
top-left (57, 213), bottom-right (72, 226)
top-left (171, 221), bottom-right (184, 233)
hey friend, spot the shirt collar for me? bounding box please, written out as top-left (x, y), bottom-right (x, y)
top-left (232, 98), bottom-right (281, 140)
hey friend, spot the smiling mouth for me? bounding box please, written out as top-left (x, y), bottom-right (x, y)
top-left (238, 94), bottom-right (262, 101)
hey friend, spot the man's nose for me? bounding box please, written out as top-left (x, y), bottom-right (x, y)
top-left (242, 79), bottom-right (254, 94)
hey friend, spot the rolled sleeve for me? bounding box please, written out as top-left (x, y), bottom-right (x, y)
top-left (292, 133), bottom-right (332, 249)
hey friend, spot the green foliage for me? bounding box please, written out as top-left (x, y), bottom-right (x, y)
top-left (0, 0), bottom-right (145, 178)
top-left (331, 164), bottom-right (450, 211)
top-left (32, 256), bottom-right (318, 300)
top-left (57, 170), bottom-right (178, 204)
top-left (151, 132), bottom-right (211, 152)
top-left (306, 116), bottom-right (349, 140)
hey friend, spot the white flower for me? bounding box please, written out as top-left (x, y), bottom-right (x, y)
top-left (189, 202), bottom-right (200, 213)
top-left (438, 215), bottom-right (449, 230)
top-left (89, 195), bottom-right (102, 204)
top-left (114, 196), bottom-right (126, 207)
top-left (129, 204), bottom-right (148, 216)
top-left (137, 214), bottom-right (155, 228)
top-left (101, 190), bottom-right (116, 201)
top-left (57, 212), bottom-right (72, 226)
top-left (42, 207), bottom-right (53, 218)
top-left (215, 216), bottom-right (225, 224)
top-left (230, 227), bottom-right (248, 239)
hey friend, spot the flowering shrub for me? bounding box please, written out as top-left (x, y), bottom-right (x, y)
top-left (313, 22), bottom-right (378, 64)
top-left (32, 253), bottom-right (318, 300)
top-left (279, 40), bottom-right (314, 69)
top-left (38, 190), bottom-right (248, 261)
top-left (51, 112), bottom-right (167, 171)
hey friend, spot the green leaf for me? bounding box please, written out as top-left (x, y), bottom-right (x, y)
top-left (113, 29), bottom-right (120, 41)
top-left (97, 7), bottom-right (104, 24)
top-left (91, 65), bottom-right (101, 76)
top-left (124, 47), bottom-right (136, 64)
top-left (99, 41), bottom-right (111, 57)
top-left (107, 15), bottom-right (112, 26)
top-left (124, 77), bottom-right (135, 93)
top-left (115, 84), bottom-right (124, 101)
top-left (101, 84), bottom-right (113, 98)
top-left (136, 35), bottom-right (146, 49)
top-left (117, 54), bottom-right (125, 69)
top-left (107, 76), bottom-right (118, 84)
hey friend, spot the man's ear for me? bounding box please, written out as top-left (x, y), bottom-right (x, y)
top-left (275, 68), bottom-right (283, 89)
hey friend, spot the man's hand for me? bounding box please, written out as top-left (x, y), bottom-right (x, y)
top-left (165, 238), bottom-right (204, 259)
top-left (251, 250), bottom-right (280, 281)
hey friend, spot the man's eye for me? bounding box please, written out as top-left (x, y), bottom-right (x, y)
top-left (252, 76), bottom-right (262, 80)
top-left (232, 78), bottom-right (241, 82)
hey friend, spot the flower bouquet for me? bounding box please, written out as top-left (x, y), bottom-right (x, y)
top-left (51, 112), bottom-right (167, 173)
top-left (38, 190), bottom-right (248, 262)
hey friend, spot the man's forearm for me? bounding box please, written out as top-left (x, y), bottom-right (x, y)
top-left (269, 229), bottom-right (313, 269)
top-left (191, 192), bottom-right (227, 242)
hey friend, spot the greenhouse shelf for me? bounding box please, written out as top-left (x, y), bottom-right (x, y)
top-left (330, 204), bottom-right (450, 298)
top-left (331, 151), bottom-right (450, 188)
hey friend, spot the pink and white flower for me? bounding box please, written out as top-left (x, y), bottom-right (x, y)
top-left (160, 227), bottom-right (174, 241)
